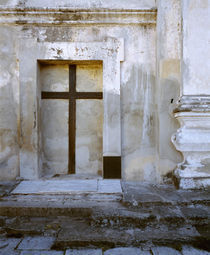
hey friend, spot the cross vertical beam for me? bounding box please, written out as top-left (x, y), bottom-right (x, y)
top-left (68, 65), bottom-right (76, 174)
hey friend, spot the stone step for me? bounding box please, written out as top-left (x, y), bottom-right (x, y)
top-left (1, 213), bottom-right (209, 250)
top-left (0, 181), bottom-right (209, 252)
top-left (1, 202), bottom-right (209, 227)
top-left (52, 222), bottom-right (204, 250)
top-left (0, 196), bottom-right (209, 228)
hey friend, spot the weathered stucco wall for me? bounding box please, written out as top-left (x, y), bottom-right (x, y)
top-left (0, 26), bottom-right (19, 180)
top-left (0, 0), bottom-right (187, 183)
top-left (35, 24), bottom-right (156, 181)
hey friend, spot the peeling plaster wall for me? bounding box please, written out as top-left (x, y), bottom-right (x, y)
top-left (156, 0), bottom-right (182, 181)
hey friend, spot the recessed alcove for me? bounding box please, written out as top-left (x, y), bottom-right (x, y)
top-left (39, 61), bottom-right (103, 178)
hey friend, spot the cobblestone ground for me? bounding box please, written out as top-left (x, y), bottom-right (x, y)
top-left (0, 236), bottom-right (210, 255)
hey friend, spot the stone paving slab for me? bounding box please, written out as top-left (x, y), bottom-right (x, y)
top-left (20, 251), bottom-right (64, 255)
top-left (104, 247), bottom-right (150, 254)
top-left (0, 250), bottom-right (19, 255)
top-left (151, 246), bottom-right (181, 255)
top-left (122, 182), bottom-right (210, 206)
top-left (0, 181), bottom-right (17, 197)
top-left (181, 245), bottom-right (210, 255)
top-left (98, 180), bottom-right (122, 193)
top-left (18, 237), bottom-right (55, 250)
top-left (0, 238), bottom-right (21, 255)
top-left (0, 241), bottom-right (210, 255)
top-left (66, 248), bottom-right (102, 255)
top-left (12, 180), bottom-right (122, 195)
top-left (12, 180), bottom-right (98, 194)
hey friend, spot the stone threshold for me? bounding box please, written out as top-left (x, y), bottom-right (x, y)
top-left (11, 179), bottom-right (122, 195)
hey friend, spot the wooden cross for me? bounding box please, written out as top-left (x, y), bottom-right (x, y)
top-left (41, 64), bottom-right (103, 174)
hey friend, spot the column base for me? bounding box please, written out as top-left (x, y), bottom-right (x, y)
top-left (171, 96), bottom-right (210, 189)
top-left (174, 168), bottom-right (210, 189)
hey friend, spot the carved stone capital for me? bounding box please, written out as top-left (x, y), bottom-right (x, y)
top-left (171, 96), bottom-right (210, 189)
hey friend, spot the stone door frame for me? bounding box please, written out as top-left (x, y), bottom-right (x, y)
top-left (19, 38), bottom-right (124, 179)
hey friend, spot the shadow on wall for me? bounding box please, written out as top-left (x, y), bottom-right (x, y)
top-left (158, 75), bottom-right (183, 182)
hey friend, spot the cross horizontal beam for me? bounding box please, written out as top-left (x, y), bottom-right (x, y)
top-left (41, 91), bottom-right (103, 100)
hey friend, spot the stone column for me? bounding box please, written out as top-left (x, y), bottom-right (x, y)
top-left (172, 0), bottom-right (210, 189)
